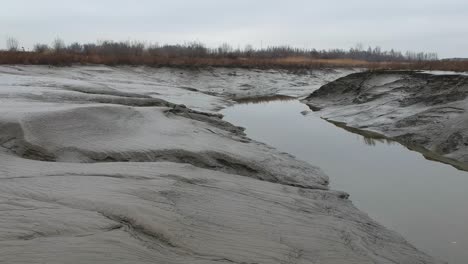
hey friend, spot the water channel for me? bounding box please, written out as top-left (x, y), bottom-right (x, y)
top-left (222, 99), bottom-right (468, 264)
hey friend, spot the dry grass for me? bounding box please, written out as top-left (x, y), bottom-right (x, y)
top-left (1, 51), bottom-right (467, 72)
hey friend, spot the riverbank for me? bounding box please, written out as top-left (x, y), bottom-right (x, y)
top-left (304, 70), bottom-right (468, 171)
top-left (0, 66), bottom-right (440, 263)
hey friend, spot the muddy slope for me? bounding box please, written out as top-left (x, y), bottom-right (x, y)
top-left (0, 65), bottom-right (356, 112)
top-left (0, 66), bottom-right (441, 264)
top-left (304, 71), bottom-right (468, 170)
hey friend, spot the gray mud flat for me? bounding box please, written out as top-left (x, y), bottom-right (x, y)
top-left (304, 70), bottom-right (468, 171)
top-left (0, 66), bottom-right (440, 263)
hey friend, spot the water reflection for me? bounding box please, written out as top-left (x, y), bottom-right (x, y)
top-left (362, 136), bottom-right (394, 146)
top-left (328, 120), bottom-right (396, 146)
top-left (222, 99), bottom-right (468, 264)
top-left (233, 95), bottom-right (296, 104)
top-left (329, 119), bottom-right (468, 171)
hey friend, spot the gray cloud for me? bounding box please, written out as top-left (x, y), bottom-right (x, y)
top-left (1, 0), bottom-right (467, 57)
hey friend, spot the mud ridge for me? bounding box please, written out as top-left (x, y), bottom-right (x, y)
top-left (165, 105), bottom-right (247, 136)
top-left (304, 70), bottom-right (468, 170)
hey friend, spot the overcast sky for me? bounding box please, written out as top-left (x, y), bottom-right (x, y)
top-left (1, 0), bottom-right (467, 58)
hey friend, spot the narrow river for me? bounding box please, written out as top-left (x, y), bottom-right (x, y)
top-left (222, 99), bottom-right (468, 264)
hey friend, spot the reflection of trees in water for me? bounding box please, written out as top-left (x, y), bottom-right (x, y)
top-left (362, 136), bottom-right (394, 146)
top-left (235, 95), bottom-right (296, 105)
top-left (334, 121), bottom-right (395, 146)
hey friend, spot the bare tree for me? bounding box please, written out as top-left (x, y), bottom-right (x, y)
top-left (6, 37), bottom-right (19, 51)
top-left (52, 38), bottom-right (66, 53)
top-left (218, 43), bottom-right (233, 55)
top-left (354, 42), bottom-right (364, 52)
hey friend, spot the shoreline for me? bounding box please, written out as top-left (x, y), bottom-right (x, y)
top-left (323, 118), bottom-right (468, 171)
top-left (0, 65), bottom-right (441, 263)
top-left (304, 70), bottom-right (468, 171)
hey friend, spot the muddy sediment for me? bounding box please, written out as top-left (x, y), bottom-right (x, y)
top-left (0, 66), bottom-right (441, 264)
top-left (305, 70), bottom-right (468, 171)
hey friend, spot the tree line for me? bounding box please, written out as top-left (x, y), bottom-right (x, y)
top-left (4, 37), bottom-right (438, 62)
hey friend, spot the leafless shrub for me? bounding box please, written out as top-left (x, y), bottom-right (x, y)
top-left (67, 42), bottom-right (83, 54)
top-left (33, 43), bottom-right (50, 53)
top-left (6, 37), bottom-right (19, 51)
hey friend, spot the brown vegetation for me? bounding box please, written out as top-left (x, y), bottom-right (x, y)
top-left (1, 39), bottom-right (466, 71)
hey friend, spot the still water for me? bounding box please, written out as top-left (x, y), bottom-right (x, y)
top-left (222, 99), bottom-right (468, 264)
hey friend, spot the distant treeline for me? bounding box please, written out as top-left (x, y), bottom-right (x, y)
top-left (3, 38), bottom-right (467, 71)
top-left (4, 38), bottom-right (438, 61)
